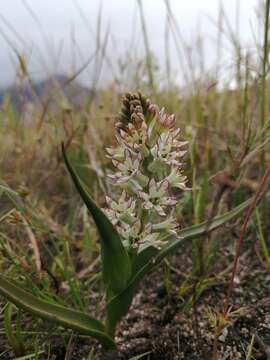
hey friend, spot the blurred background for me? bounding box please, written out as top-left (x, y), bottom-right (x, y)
top-left (0, 0), bottom-right (259, 91)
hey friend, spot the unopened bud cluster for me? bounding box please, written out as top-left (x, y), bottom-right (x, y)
top-left (104, 92), bottom-right (188, 251)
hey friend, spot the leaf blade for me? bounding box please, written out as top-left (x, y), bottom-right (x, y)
top-left (62, 144), bottom-right (131, 292)
top-left (0, 276), bottom-right (116, 349)
top-left (156, 198), bottom-right (252, 263)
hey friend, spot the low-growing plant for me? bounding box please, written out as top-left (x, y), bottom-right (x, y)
top-left (0, 92), bottom-right (251, 349)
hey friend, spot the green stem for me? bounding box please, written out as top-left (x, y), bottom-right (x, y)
top-left (105, 317), bottom-right (116, 339)
top-left (260, 0), bottom-right (270, 232)
top-left (260, 0), bottom-right (270, 172)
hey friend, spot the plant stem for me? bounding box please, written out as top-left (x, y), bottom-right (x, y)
top-left (224, 162), bottom-right (270, 314)
top-left (260, 0), bottom-right (270, 172)
top-left (105, 318), bottom-right (116, 339)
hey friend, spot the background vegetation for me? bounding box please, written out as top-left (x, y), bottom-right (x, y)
top-left (0, 1), bottom-right (270, 359)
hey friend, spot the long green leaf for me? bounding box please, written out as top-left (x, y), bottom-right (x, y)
top-left (62, 144), bottom-right (131, 292)
top-left (0, 276), bottom-right (116, 349)
top-left (132, 246), bottom-right (158, 275)
top-left (106, 198), bottom-right (251, 328)
top-left (156, 198), bottom-right (252, 263)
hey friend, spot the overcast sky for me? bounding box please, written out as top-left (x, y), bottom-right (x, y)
top-left (0, 0), bottom-right (259, 88)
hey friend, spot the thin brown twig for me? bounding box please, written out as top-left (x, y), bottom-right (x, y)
top-left (21, 216), bottom-right (41, 272)
top-left (212, 162), bottom-right (270, 360)
top-left (224, 162), bottom-right (270, 313)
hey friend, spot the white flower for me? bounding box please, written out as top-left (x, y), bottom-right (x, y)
top-left (103, 191), bottom-right (137, 226)
top-left (108, 150), bottom-right (141, 183)
top-left (138, 179), bottom-right (177, 216)
top-left (152, 214), bottom-right (178, 233)
top-left (151, 132), bottom-right (187, 168)
top-left (165, 167), bottom-right (188, 190)
top-left (119, 122), bottom-right (148, 154)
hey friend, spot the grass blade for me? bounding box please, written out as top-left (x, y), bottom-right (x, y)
top-left (4, 303), bottom-right (25, 356)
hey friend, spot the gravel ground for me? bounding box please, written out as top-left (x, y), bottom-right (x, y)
top-left (1, 239), bottom-right (270, 359)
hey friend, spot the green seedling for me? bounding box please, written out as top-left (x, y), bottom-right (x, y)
top-left (0, 93), bottom-right (251, 349)
top-left (4, 303), bottom-right (25, 356)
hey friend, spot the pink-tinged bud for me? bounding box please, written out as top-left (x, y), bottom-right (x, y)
top-left (143, 202), bottom-right (153, 211)
top-left (112, 159), bottom-right (119, 168)
top-left (105, 147), bottom-right (113, 155)
top-left (115, 122), bottom-right (126, 132)
top-left (149, 178), bottom-right (156, 191)
top-left (155, 205), bottom-right (166, 217)
top-left (171, 128), bottom-right (181, 138)
top-left (178, 150), bottom-right (188, 157)
top-left (105, 196), bottom-right (113, 205)
top-left (136, 112), bottom-right (144, 122)
top-left (160, 180), bottom-right (169, 192)
top-left (107, 174), bottom-right (117, 180)
top-left (164, 197), bottom-right (177, 206)
top-left (119, 129), bottom-right (128, 140)
top-left (178, 140), bottom-right (189, 147)
top-left (148, 104), bottom-right (159, 114)
top-left (138, 191), bottom-right (148, 201)
top-left (166, 114), bottom-right (176, 128)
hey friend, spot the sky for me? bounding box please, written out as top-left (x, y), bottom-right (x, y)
top-left (0, 0), bottom-right (259, 88)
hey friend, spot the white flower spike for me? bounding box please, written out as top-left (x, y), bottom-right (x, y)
top-left (106, 92), bottom-right (188, 251)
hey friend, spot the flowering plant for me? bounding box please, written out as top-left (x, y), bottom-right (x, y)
top-left (0, 93), bottom-right (250, 349)
top-left (104, 92), bottom-right (188, 251)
